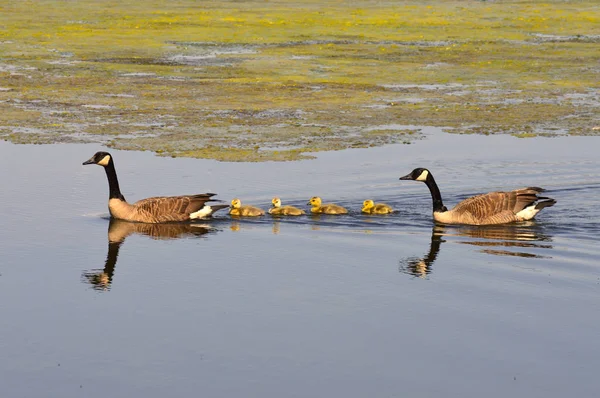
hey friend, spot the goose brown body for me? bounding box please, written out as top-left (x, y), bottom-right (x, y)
top-left (432, 188), bottom-right (553, 225)
top-left (83, 151), bottom-right (228, 223)
top-left (307, 196), bottom-right (348, 215)
top-left (400, 168), bottom-right (556, 225)
top-left (269, 197), bottom-right (305, 216)
top-left (107, 194), bottom-right (227, 223)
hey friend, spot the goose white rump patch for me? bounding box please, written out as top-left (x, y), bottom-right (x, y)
top-left (190, 205), bottom-right (213, 219)
top-left (516, 204), bottom-right (540, 221)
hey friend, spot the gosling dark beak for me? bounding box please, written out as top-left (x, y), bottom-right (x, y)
top-left (399, 173), bottom-right (413, 180)
top-left (306, 201), bottom-right (311, 205)
top-left (82, 157), bottom-right (96, 165)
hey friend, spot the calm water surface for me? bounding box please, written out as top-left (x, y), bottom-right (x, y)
top-left (1, 133), bottom-right (599, 398)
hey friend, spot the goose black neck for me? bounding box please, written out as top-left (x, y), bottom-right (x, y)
top-left (104, 160), bottom-right (125, 201)
top-left (424, 173), bottom-right (446, 213)
top-left (103, 240), bottom-right (122, 282)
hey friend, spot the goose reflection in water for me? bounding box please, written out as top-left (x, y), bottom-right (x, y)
top-left (82, 219), bottom-right (215, 291)
top-left (399, 222), bottom-right (553, 278)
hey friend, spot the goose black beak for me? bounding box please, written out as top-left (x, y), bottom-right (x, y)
top-left (82, 157), bottom-right (96, 165)
top-left (306, 201), bottom-right (311, 205)
top-left (399, 173), bottom-right (413, 180)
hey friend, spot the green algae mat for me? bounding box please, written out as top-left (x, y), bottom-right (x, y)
top-left (1, 0), bottom-right (598, 161)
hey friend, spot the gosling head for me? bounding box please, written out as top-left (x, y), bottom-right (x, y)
top-left (400, 168), bottom-right (430, 182)
top-left (307, 196), bottom-right (322, 206)
top-left (362, 199), bottom-right (375, 211)
top-left (230, 198), bottom-right (242, 209)
top-left (271, 197), bottom-right (282, 208)
top-left (83, 151), bottom-right (112, 167)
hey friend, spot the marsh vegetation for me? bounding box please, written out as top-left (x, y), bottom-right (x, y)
top-left (1, 0), bottom-right (598, 160)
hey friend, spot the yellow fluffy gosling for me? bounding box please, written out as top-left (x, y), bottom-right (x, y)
top-left (307, 196), bottom-right (348, 215)
top-left (268, 197), bottom-right (306, 216)
top-left (229, 198), bottom-right (264, 217)
top-left (362, 200), bottom-right (394, 214)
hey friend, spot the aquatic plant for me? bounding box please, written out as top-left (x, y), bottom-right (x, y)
top-left (0, 0), bottom-right (598, 160)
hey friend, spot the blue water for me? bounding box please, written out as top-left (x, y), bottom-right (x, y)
top-left (1, 133), bottom-right (599, 398)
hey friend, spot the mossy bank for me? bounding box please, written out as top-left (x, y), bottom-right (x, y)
top-left (0, 0), bottom-right (598, 161)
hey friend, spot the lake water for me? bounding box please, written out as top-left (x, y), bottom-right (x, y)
top-left (1, 132), bottom-right (599, 398)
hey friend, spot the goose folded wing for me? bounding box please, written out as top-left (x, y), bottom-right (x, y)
top-left (452, 188), bottom-right (544, 219)
top-left (450, 192), bottom-right (514, 219)
top-left (132, 196), bottom-right (199, 222)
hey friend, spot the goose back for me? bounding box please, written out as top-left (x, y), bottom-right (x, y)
top-left (436, 187), bottom-right (555, 225)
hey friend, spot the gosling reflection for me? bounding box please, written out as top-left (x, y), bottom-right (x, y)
top-left (399, 223), bottom-right (553, 278)
top-left (82, 219), bottom-right (214, 291)
top-left (272, 221), bottom-right (281, 235)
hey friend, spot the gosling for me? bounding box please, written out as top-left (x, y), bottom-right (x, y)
top-left (268, 197), bottom-right (306, 216)
top-left (362, 199), bottom-right (394, 214)
top-left (307, 196), bottom-right (348, 215)
top-left (229, 198), bottom-right (265, 217)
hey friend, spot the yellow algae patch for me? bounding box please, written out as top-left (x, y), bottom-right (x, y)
top-left (0, 0), bottom-right (598, 161)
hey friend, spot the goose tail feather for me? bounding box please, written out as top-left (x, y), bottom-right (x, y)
top-left (535, 198), bottom-right (557, 210)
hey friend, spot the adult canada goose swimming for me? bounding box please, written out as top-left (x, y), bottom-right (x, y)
top-left (307, 196), bottom-right (348, 215)
top-left (83, 151), bottom-right (229, 223)
top-left (399, 168), bottom-right (556, 225)
top-left (268, 197), bottom-right (306, 216)
top-left (229, 198), bottom-right (265, 217)
top-left (361, 199), bottom-right (394, 214)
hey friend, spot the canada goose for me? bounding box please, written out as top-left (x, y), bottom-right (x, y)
top-left (229, 198), bottom-right (265, 217)
top-left (83, 151), bottom-right (229, 223)
top-left (268, 197), bottom-right (306, 216)
top-left (307, 196), bottom-right (348, 215)
top-left (361, 199), bottom-right (394, 214)
top-left (399, 168), bottom-right (556, 225)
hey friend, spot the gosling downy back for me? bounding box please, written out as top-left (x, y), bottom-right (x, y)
top-left (83, 151), bottom-right (229, 223)
top-left (362, 200), bottom-right (394, 214)
top-left (269, 197), bottom-right (305, 216)
top-left (307, 196), bottom-right (348, 215)
top-left (399, 168), bottom-right (556, 225)
top-left (229, 198), bottom-right (265, 217)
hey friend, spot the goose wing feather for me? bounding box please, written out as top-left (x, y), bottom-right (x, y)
top-left (132, 194), bottom-right (217, 222)
top-left (449, 188), bottom-right (545, 224)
